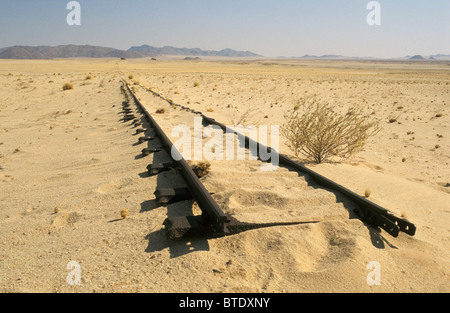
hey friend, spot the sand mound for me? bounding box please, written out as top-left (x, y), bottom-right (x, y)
top-left (52, 212), bottom-right (81, 227)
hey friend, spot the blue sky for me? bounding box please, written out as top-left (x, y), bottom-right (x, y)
top-left (0, 0), bottom-right (449, 58)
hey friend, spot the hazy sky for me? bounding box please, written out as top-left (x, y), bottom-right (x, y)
top-left (0, 0), bottom-right (449, 58)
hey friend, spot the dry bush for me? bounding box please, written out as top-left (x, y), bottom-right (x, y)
top-left (62, 83), bottom-right (74, 90)
top-left (156, 108), bottom-right (166, 114)
top-left (282, 96), bottom-right (380, 164)
top-left (227, 103), bottom-right (263, 126)
top-left (191, 161), bottom-right (211, 178)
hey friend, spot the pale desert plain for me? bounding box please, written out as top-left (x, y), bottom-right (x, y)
top-left (0, 57), bottom-right (449, 293)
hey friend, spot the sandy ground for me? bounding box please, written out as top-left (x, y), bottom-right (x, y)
top-left (0, 58), bottom-right (448, 293)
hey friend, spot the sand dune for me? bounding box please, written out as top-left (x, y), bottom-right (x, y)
top-left (0, 59), bottom-right (448, 293)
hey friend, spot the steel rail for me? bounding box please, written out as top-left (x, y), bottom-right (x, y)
top-left (122, 82), bottom-right (231, 237)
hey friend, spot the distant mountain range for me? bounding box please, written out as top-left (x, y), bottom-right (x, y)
top-left (0, 44), bottom-right (448, 60)
top-left (406, 54), bottom-right (450, 60)
top-left (128, 45), bottom-right (261, 57)
top-left (0, 44), bottom-right (261, 59)
top-left (0, 45), bottom-right (147, 59)
top-left (298, 54), bottom-right (346, 59)
top-left (293, 54), bottom-right (450, 60)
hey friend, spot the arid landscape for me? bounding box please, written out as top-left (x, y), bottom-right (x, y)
top-left (0, 58), bottom-right (449, 293)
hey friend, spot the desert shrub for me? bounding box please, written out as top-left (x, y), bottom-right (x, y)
top-left (62, 83), bottom-right (74, 90)
top-left (227, 103), bottom-right (263, 126)
top-left (282, 96), bottom-right (380, 164)
top-left (156, 108), bottom-right (166, 114)
top-left (191, 161), bottom-right (211, 178)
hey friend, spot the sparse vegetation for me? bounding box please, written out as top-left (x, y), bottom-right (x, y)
top-left (227, 103), bottom-right (263, 126)
top-left (85, 75), bottom-right (92, 80)
top-left (192, 161), bottom-right (211, 178)
top-left (194, 81), bottom-right (200, 87)
top-left (364, 188), bottom-right (372, 198)
top-left (120, 209), bottom-right (128, 219)
top-left (282, 96), bottom-right (381, 164)
top-left (62, 83), bottom-right (74, 90)
top-left (156, 108), bottom-right (166, 114)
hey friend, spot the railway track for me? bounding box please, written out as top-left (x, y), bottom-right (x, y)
top-left (119, 80), bottom-right (416, 240)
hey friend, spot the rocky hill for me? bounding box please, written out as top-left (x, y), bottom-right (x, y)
top-left (0, 44), bottom-right (261, 59)
top-left (127, 45), bottom-right (261, 57)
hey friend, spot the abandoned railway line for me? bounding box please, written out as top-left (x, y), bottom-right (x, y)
top-left (119, 80), bottom-right (416, 241)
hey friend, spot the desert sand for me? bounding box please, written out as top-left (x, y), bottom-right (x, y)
top-left (0, 58), bottom-right (448, 293)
